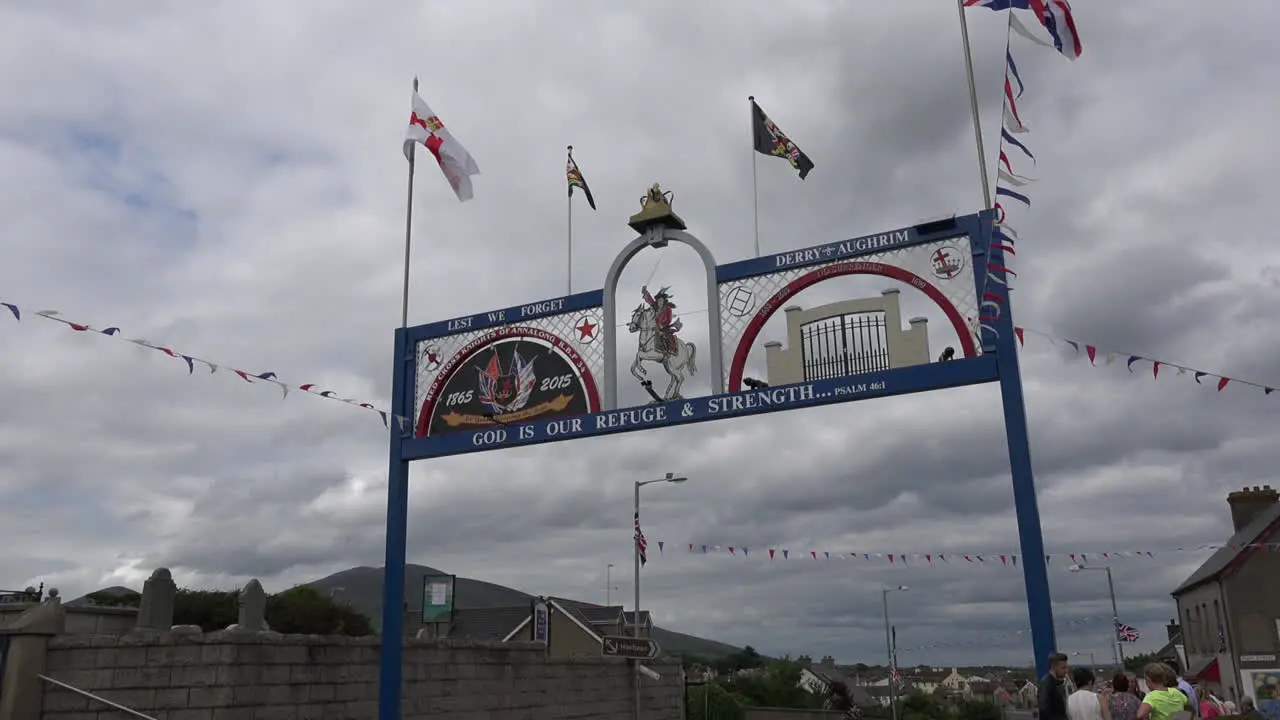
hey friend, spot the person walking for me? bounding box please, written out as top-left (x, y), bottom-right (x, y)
top-left (1165, 658), bottom-right (1199, 718)
top-left (1137, 664), bottom-right (1192, 720)
top-left (1068, 667), bottom-right (1113, 720)
top-left (1039, 653), bottom-right (1072, 720)
top-left (1109, 672), bottom-right (1141, 720)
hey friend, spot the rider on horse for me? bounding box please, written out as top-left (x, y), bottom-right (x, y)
top-left (641, 285), bottom-right (682, 357)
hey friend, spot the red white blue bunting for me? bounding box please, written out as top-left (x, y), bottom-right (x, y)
top-left (1, 300), bottom-right (395, 427)
top-left (1014, 326), bottom-right (1277, 396)
top-left (647, 541), bottom-right (1276, 566)
top-left (968, 0), bottom-right (1082, 339)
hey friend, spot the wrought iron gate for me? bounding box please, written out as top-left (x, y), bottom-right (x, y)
top-left (800, 312), bottom-right (890, 380)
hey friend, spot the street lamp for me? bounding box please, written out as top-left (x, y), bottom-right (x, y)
top-left (1070, 650), bottom-right (1097, 668)
top-left (606, 563), bottom-right (617, 607)
top-left (882, 585), bottom-right (909, 720)
top-left (634, 472), bottom-right (687, 720)
top-left (1068, 564), bottom-right (1123, 666)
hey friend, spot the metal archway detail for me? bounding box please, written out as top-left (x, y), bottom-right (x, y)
top-left (601, 225), bottom-right (724, 410)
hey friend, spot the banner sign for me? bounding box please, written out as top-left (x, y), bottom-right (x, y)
top-left (421, 574), bottom-right (455, 623)
top-left (532, 598), bottom-right (549, 644)
top-left (400, 355), bottom-right (997, 460)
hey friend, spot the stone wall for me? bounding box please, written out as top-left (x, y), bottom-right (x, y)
top-left (0, 604), bottom-right (136, 635)
top-left (38, 631), bottom-right (684, 720)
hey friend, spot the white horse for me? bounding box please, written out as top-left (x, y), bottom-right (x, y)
top-left (627, 304), bottom-right (697, 402)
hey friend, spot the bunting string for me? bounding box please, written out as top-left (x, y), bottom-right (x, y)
top-left (644, 540), bottom-right (1277, 566)
top-left (1014, 326), bottom-right (1277, 396)
top-left (972, 0), bottom-right (1081, 340)
top-left (4, 295), bottom-right (1271, 435)
top-left (0, 299), bottom-right (399, 428)
top-left (898, 614), bottom-right (1108, 654)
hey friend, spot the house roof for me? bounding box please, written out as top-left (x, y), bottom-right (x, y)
top-left (1154, 631), bottom-right (1183, 661)
top-left (623, 610), bottom-right (652, 627)
top-left (544, 597), bottom-right (607, 641)
top-left (1172, 501), bottom-right (1280, 595)
top-left (546, 598), bottom-right (652, 630)
top-left (448, 606), bottom-right (530, 641)
top-left (578, 605), bottom-right (622, 623)
top-left (803, 668), bottom-right (876, 707)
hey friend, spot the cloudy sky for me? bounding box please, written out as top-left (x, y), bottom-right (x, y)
top-left (3, 1), bottom-right (1278, 668)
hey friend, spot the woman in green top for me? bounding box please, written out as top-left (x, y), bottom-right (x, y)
top-left (1136, 664), bottom-right (1190, 720)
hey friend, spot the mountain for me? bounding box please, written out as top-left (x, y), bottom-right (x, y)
top-left (304, 564), bottom-right (742, 659)
top-left (68, 585), bottom-right (140, 607)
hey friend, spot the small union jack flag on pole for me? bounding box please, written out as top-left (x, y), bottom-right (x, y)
top-left (634, 511), bottom-right (648, 566)
top-left (1116, 622), bottom-right (1140, 642)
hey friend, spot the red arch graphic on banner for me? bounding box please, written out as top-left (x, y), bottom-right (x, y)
top-left (727, 261), bottom-right (979, 392)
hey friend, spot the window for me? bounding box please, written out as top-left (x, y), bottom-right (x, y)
top-left (1214, 601), bottom-right (1223, 652)
top-left (1201, 604), bottom-right (1211, 652)
top-left (1185, 607), bottom-right (1197, 653)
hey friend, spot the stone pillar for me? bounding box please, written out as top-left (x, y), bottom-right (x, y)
top-left (135, 568), bottom-right (176, 631)
top-left (237, 579), bottom-right (267, 632)
top-left (0, 593), bottom-right (66, 720)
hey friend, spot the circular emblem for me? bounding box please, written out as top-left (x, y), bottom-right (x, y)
top-left (573, 316), bottom-right (598, 344)
top-left (725, 286), bottom-right (756, 317)
top-left (420, 344), bottom-right (443, 372)
top-left (930, 245), bottom-right (966, 280)
top-left (421, 336), bottom-right (591, 437)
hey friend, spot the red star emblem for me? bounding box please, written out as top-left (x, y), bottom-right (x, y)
top-left (575, 318), bottom-right (597, 341)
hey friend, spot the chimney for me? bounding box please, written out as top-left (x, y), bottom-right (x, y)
top-left (1166, 619), bottom-right (1181, 642)
top-left (1226, 485), bottom-right (1279, 533)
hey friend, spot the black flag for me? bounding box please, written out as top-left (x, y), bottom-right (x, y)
top-left (751, 98), bottom-right (814, 180)
top-left (566, 148), bottom-right (596, 210)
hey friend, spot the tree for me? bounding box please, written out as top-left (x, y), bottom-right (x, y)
top-left (685, 683), bottom-right (745, 720)
top-left (87, 585), bottom-right (373, 636)
top-left (954, 699), bottom-right (1002, 720)
top-left (713, 645), bottom-right (767, 675)
top-left (825, 680), bottom-right (864, 719)
top-left (901, 690), bottom-right (954, 720)
top-left (1124, 652), bottom-right (1159, 673)
top-left (730, 658), bottom-right (824, 710)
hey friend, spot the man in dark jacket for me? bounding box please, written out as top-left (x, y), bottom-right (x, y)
top-left (1037, 652), bottom-right (1070, 720)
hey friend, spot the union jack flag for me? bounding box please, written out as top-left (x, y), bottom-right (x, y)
top-left (634, 511), bottom-right (648, 566)
top-left (1116, 622), bottom-right (1140, 642)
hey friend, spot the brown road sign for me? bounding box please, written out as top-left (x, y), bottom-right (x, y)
top-left (601, 635), bottom-right (661, 660)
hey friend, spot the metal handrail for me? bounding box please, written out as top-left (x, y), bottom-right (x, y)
top-left (38, 674), bottom-right (158, 719)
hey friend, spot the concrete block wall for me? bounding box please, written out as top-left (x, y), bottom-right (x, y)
top-left (38, 632), bottom-right (683, 720)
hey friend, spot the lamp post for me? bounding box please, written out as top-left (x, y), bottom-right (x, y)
top-left (606, 563), bottom-right (615, 607)
top-left (882, 585), bottom-right (909, 720)
top-left (1071, 650), bottom-right (1097, 668)
top-left (634, 472), bottom-right (687, 720)
top-left (1068, 564), bottom-right (1123, 666)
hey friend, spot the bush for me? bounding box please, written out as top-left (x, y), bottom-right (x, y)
top-left (954, 699), bottom-right (1003, 720)
top-left (91, 585), bottom-right (374, 636)
top-left (686, 683), bottom-right (745, 720)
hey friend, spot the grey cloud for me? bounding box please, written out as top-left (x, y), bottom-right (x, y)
top-left (1, 0), bottom-right (1276, 666)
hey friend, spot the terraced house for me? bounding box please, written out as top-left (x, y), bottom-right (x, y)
top-left (1171, 485), bottom-right (1280, 707)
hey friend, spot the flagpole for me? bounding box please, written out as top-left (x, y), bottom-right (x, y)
top-left (749, 96), bottom-right (761, 257)
top-left (567, 145), bottom-right (574, 296)
top-left (401, 77), bottom-right (419, 327)
top-left (955, 0), bottom-right (993, 210)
